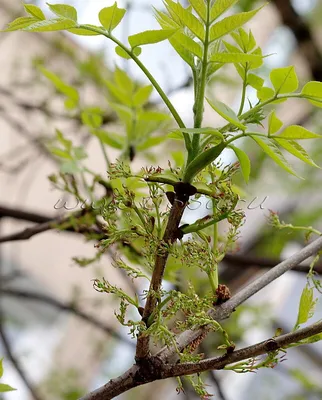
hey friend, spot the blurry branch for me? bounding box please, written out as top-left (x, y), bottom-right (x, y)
top-left (1, 288), bottom-right (134, 348)
top-left (272, 0), bottom-right (322, 81)
top-left (0, 209), bottom-right (103, 243)
top-left (0, 314), bottom-right (43, 400)
top-left (223, 253), bottom-right (322, 274)
top-left (80, 320), bottom-right (322, 400)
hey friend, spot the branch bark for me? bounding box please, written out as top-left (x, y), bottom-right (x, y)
top-left (79, 320), bottom-right (322, 400)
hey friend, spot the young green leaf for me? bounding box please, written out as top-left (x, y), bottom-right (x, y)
top-left (206, 98), bottom-right (246, 131)
top-left (174, 32), bottom-right (203, 59)
top-left (133, 85), bottom-right (153, 107)
top-left (128, 29), bottom-right (177, 48)
top-left (210, 0), bottom-right (238, 22)
top-left (268, 111), bottom-right (283, 135)
top-left (137, 136), bottom-right (165, 151)
top-left (229, 145), bottom-right (251, 182)
top-left (93, 130), bottom-right (125, 150)
top-left (257, 87), bottom-right (286, 103)
top-left (275, 125), bottom-right (321, 140)
top-left (274, 139), bottom-right (319, 168)
top-left (24, 4), bottom-right (46, 20)
top-left (251, 136), bottom-right (300, 177)
top-left (114, 67), bottom-right (134, 92)
top-left (189, 0), bottom-right (207, 21)
top-left (47, 3), bottom-right (77, 21)
top-left (0, 384), bottom-right (16, 393)
top-left (210, 8), bottom-right (262, 43)
top-left (183, 142), bottom-right (226, 182)
top-left (294, 286), bottom-right (317, 330)
top-left (24, 18), bottom-right (76, 32)
top-left (270, 66), bottom-right (298, 95)
top-left (115, 46), bottom-right (131, 59)
top-left (301, 81), bottom-right (322, 108)
top-left (210, 52), bottom-right (262, 64)
top-left (1, 17), bottom-right (40, 31)
top-left (39, 66), bottom-right (79, 107)
top-left (247, 73), bottom-right (264, 90)
top-left (99, 3), bottom-right (126, 32)
top-left (164, 1), bottom-right (205, 41)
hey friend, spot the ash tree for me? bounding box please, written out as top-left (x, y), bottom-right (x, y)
top-left (2, 1), bottom-right (322, 399)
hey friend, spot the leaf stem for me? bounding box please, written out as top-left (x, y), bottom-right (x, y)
top-left (238, 65), bottom-right (248, 116)
top-left (192, 0), bottom-right (211, 155)
top-left (79, 24), bottom-right (192, 154)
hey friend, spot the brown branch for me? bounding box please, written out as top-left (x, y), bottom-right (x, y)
top-left (272, 0), bottom-right (322, 81)
top-left (0, 209), bottom-right (103, 243)
top-left (80, 320), bottom-right (322, 400)
top-left (163, 320), bottom-right (322, 377)
top-left (1, 288), bottom-right (134, 348)
top-left (223, 253), bottom-right (322, 274)
top-left (136, 197), bottom-right (187, 360)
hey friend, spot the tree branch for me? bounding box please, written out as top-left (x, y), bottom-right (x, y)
top-left (0, 314), bottom-right (43, 400)
top-left (271, 0), bottom-right (322, 81)
top-left (1, 288), bottom-right (134, 347)
top-left (136, 197), bottom-right (187, 360)
top-left (80, 320), bottom-right (322, 400)
top-left (157, 235), bottom-right (322, 361)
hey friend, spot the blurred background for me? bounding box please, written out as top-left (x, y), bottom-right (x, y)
top-left (1, 0), bottom-right (322, 399)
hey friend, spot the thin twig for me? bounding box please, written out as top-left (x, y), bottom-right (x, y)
top-left (1, 288), bottom-right (134, 347)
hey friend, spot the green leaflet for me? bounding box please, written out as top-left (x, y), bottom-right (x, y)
top-left (229, 145), bottom-right (251, 182)
top-left (164, 0), bottom-right (205, 41)
top-left (270, 66), bottom-right (298, 95)
top-left (274, 139), bottom-right (319, 168)
top-left (301, 81), bottom-right (322, 108)
top-left (173, 32), bottom-right (203, 59)
top-left (209, 7), bottom-right (262, 43)
top-left (251, 136), bottom-right (301, 178)
top-left (206, 98), bottom-right (246, 131)
top-left (0, 383), bottom-right (16, 393)
top-left (39, 66), bottom-right (79, 108)
top-left (2, 16), bottom-right (40, 31)
top-left (247, 73), bottom-right (264, 90)
top-left (268, 111), bottom-right (283, 135)
top-left (133, 85), bottom-right (153, 107)
top-left (294, 286), bottom-right (317, 330)
top-left (275, 125), bottom-right (321, 140)
top-left (24, 18), bottom-right (76, 31)
top-left (210, 52), bottom-right (263, 64)
top-left (257, 87), bottom-right (286, 104)
top-left (137, 136), bottom-right (165, 151)
top-left (183, 142), bottom-right (226, 182)
top-left (189, 0), bottom-right (207, 21)
top-left (129, 29), bottom-right (177, 48)
top-left (210, 0), bottom-right (238, 22)
top-left (24, 4), bottom-right (46, 20)
top-left (47, 3), bottom-right (77, 21)
top-left (99, 3), bottom-right (126, 32)
top-left (93, 130), bottom-right (125, 150)
top-left (114, 67), bottom-right (134, 91)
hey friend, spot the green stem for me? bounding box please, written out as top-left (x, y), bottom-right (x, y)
top-left (191, 0), bottom-right (211, 155)
top-left (181, 211), bottom-right (230, 234)
top-left (238, 65), bottom-right (248, 116)
top-left (99, 139), bottom-right (110, 169)
top-left (79, 24), bottom-right (192, 154)
top-left (208, 268), bottom-right (218, 295)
